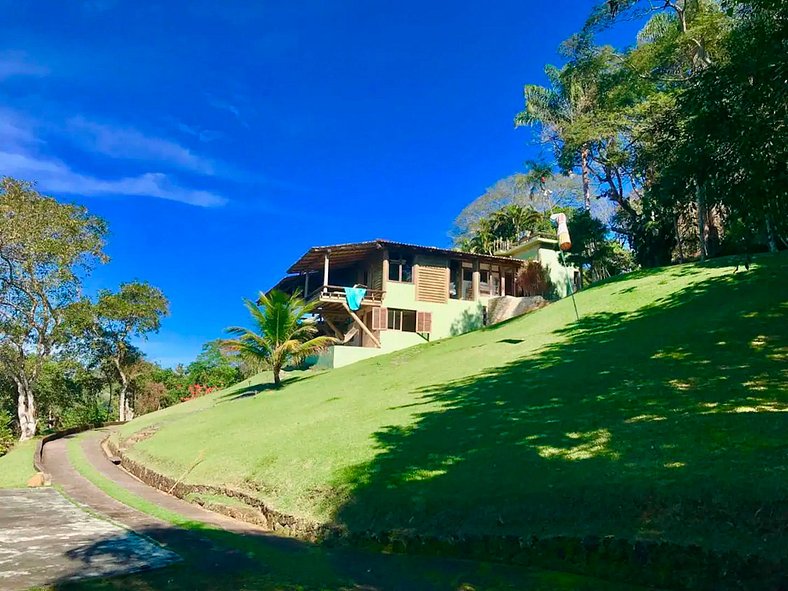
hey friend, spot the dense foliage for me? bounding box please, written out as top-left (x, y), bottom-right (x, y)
top-left (0, 180), bottom-right (245, 446)
top-left (454, 0), bottom-right (785, 280)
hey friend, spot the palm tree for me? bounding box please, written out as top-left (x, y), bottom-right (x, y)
top-left (488, 204), bottom-right (542, 244)
top-left (515, 62), bottom-right (596, 211)
top-left (221, 290), bottom-right (335, 387)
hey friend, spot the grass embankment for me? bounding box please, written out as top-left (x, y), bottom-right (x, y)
top-left (65, 436), bottom-right (206, 528)
top-left (61, 432), bottom-right (631, 591)
top-left (0, 439), bottom-right (38, 488)
top-left (115, 255), bottom-right (787, 561)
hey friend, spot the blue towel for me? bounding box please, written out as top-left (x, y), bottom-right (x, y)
top-left (344, 287), bottom-right (366, 311)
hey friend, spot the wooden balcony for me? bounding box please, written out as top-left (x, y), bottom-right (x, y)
top-left (307, 285), bottom-right (385, 307)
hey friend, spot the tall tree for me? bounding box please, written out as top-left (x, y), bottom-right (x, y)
top-left (452, 166), bottom-right (585, 246)
top-left (515, 37), bottom-right (606, 212)
top-left (586, 0), bottom-right (730, 260)
top-left (0, 179), bottom-right (107, 440)
top-left (74, 282), bottom-right (169, 421)
top-left (221, 290), bottom-right (334, 387)
top-left (647, 0), bottom-right (786, 253)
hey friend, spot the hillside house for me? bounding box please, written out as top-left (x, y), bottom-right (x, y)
top-left (495, 234), bottom-right (580, 298)
top-left (272, 240), bottom-right (525, 368)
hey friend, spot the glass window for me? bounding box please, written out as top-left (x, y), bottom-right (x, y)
top-left (388, 261), bottom-right (400, 282)
top-left (387, 308), bottom-right (400, 330)
top-left (402, 309), bottom-right (416, 332)
top-left (388, 252), bottom-right (414, 283)
top-left (387, 308), bottom-right (417, 332)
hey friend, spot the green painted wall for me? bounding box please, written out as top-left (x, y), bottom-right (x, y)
top-left (537, 248), bottom-right (576, 299)
top-left (313, 345), bottom-right (385, 369)
top-left (384, 281), bottom-right (487, 340)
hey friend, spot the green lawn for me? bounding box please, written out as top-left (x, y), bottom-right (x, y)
top-left (0, 439), bottom-right (38, 488)
top-left (58, 433), bottom-right (642, 591)
top-left (114, 255), bottom-right (787, 563)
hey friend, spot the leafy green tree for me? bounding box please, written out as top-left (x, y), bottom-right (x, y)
top-left (647, 0), bottom-right (787, 253)
top-left (221, 290), bottom-right (335, 387)
top-left (0, 410), bottom-right (14, 456)
top-left (567, 209), bottom-right (635, 283)
top-left (451, 166), bottom-right (586, 247)
top-left (457, 204), bottom-right (543, 255)
top-left (515, 36), bottom-right (610, 212)
top-left (186, 340), bottom-right (242, 389)
top-left (35, 358), bottom-right (108, 430)
top-left (73, 282), bottom-right (169, 421)
top-left (0, 179), bottom-right (107, 440)
top-left (585, 0), bottom-right (731, 261)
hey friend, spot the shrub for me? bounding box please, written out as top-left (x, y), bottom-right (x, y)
top-left (58, 399), bottom-right (109, 430)
top-left (517, 261), bottom-right (552, 297)
top-left (0, 410), bottom-right (16, 456)
top-left (135, 381), bottom-right (169, 415)
top-left (181, 383), bottom-right (218, 402)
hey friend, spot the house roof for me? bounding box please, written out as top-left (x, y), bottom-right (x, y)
top-left (286, 239), bottom-right (520, 274)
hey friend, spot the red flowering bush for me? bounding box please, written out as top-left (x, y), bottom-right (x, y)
top-left (181, 383), bottom-right (218, 402)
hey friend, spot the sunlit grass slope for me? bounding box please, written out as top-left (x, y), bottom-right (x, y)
top-left (115, 255), bottom-right (787, 559)
top-left (0, 439), bottom-right (38, 488)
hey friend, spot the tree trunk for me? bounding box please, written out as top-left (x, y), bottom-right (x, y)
top-left (273, 365), bottom-right (282, 388)
top-left (674, 215), bottom-right (685, 263)
top-left (118, 374), bottom-right (130, 422)
top-left (581, 146), bottom-right (591, 211)
top-left (15, 379), bottom-right (37, 441)
top-left (696, 182), bottom-right (706, 261)
top-left (765, 212), bottom-right (778, 254)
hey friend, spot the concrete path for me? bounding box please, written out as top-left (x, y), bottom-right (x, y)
top-left (45, 430), bottom-right (262, 533)
top-left (0, 488), bottom-right (177, 591)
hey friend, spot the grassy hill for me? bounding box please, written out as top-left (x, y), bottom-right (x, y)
top-left (0, 439), bottom-right (37, 488)
top-left (114, 255), bottom-right (787, 564)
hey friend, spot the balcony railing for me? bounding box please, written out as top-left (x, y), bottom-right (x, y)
top-left (307, 285), bottom-right (385, 307)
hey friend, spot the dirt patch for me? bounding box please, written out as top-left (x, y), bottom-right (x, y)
top-left (120, 426), bottom-right (160, 448)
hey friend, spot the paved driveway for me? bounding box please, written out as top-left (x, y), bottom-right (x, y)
top-left (0, 488), bottom-right (178, 591)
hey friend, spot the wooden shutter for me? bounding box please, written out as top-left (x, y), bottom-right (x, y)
top-left (416, 311), bottom-right (432, 333)
top-left (415, 263), bottom-right (449, 303)
top-left (371, 307), bottom-right (387, 331)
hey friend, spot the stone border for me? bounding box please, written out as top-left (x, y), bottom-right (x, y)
top-left (103, 434), bottom-right (784, 591)
top-left (104, 436), bottom-right (324, 539)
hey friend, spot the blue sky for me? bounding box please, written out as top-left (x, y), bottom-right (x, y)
top-left (1, 1), bottom-right (640, 366)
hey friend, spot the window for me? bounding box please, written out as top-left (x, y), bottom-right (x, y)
top-left (505, 271), bottom-right (515, 296)
top-left (462, 268), bottom-right (473, 300)
top-left (388, 252), bottom-right (413, 283)
top-left (479, 264), bottom-right (501, 296)
top-left (387, 308), bottom-right (417, 332)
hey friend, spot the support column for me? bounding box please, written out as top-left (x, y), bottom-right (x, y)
top-left (342, 303), bottom-right (381, 348)
top-left (472, 261), bottom-right (481, 301)
top-left (500, 274), bottom-right (506, 297)
top-left (304, 272), bottom-right (310, 296)
top-left (381, 250), bottom-right (389, 291)
top-left (323, 252), bottom-right (330, 287)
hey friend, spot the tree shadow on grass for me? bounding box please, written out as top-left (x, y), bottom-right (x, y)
top-left (218, 373), bottom-right (317, 402)
top-left (332, 258), bottom-right (787, 566)
top-left (49, 524), bottom-right (640, 591)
